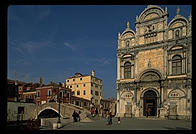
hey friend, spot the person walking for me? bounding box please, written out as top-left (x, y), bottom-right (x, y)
top-left (145, 107), bottom-right (148, 117)
top-left (95, 108), bottom-right (98, 116)
top-left (72, 111), bottom-right (77, 122)
top-left (91, 108), bottom-right (95, 117)
top-left (147, 107), bottom-right (151, 117)
top-left (76, 111), bottom-right (80, 122)
top-left (106, 112), bottom-right (110, 125)
top-left (109, 112), bottom-right (113, 125)
top-left (117, 116), bottom-right (121, 124)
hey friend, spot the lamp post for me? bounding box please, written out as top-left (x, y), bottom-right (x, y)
top-left (57, 88), bottom-right (61, 128)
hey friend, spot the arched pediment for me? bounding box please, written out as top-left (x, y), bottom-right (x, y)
top-left (140, 72), bottom-right (160, 81)
top-left (123, 54), bottom-right (132, 58)
top-left (168, 45), bottom-right (185, 51)
top-left (122, 53), bottom-right (134, 59)
top-left (144, 12), bottom-right (159, 21)
top-left (120, 91), bottom-right (134, 101)
top-left (137, 5), bottom-right (166, 23)
top-left (168, 89), bottom-right (185, 98)
top-left (137, 68), bottom-right (163, 81)
top-left (168, 16), bottom-right (188, 29)
top-left (121, 30), bottom-right (135, 39)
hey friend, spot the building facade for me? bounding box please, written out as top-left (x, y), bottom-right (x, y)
top-left (65, 70), bottom-right (102, 109)
top-left (116, 5), bottom-right (192, 119)
top-left (100, 98), bottom-right (117, 117)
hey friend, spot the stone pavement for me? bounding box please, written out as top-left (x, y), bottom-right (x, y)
top-left (40, 116), bottom-right (192, 130)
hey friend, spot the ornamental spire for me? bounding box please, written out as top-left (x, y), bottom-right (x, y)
top-left (189, 12), bottom-right (192, 22)
top-left (127, 21), bottom-right (130, 29)
top-left (165, 6), bottom-right (168, 13)
top-left (176, 7), bottom-right (180, 16)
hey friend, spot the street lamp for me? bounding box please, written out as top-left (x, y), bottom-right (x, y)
top-left (57, 88), bottom-right (61, 126)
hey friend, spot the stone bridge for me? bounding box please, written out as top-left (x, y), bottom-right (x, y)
top-left (7, 102), bottom-right (90, 122)
top-left (34, 102), bottom-right (90, 120)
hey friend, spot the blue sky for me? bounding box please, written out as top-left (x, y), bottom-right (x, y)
top-left (8, 5), bottom-right (192, 98)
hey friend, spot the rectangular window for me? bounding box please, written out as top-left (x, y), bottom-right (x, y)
top-left (80, 78), bottom-right (82, 81)
top-left (83, 84), bottom-right (86, 87)
top-left (59, 92), bottom-right (63, 98)
top-left (95, 91), bottom-right (99, 96)
top-left (37, 91), bottom-right (40, 97)
top-left (77, 90), bottom-right (80, 95)
top-left (77, 85), bottom-right (79, 88)
top-left (83, 90), bottom-right (86, 95)
top-left (73, 79), bottom-right (75, 82)
top-left (72, 91), bottom-right (75, 95)
top-left (91, 90), bottom-right (93, 95)
top-left (48, 90), bottom-right (51, 96)
top-left (70, 85), bottom-right (72, 88)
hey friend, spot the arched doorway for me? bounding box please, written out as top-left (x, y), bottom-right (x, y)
top-left (143, 90), bottom-right (157, 116)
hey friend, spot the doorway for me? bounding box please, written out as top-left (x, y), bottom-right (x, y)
top-left (143, 90), bottom-right (157, 116)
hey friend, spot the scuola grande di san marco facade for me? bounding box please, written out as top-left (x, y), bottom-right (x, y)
top-left (116, 5), bottom-right (192, 119)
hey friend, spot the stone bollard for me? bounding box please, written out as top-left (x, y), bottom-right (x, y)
top-left (53, 122), bottom-right (62, 129)
top-left (57, 123), bottom-right (62, 129)
top-left (53, 123), bottom-right (58, 129)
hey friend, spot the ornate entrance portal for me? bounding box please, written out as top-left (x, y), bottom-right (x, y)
top-left (143, 90), bottom-right (157, 116)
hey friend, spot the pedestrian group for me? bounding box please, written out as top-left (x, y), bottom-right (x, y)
top-left (72, 110), bottom-right (80, 122)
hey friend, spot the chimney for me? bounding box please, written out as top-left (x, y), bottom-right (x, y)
top-left (62, 83), bottom-right (65, 87)
top-left (39, 77), bottom-right (43, 86)
top-left (91, 70), bottom-right (95, 77)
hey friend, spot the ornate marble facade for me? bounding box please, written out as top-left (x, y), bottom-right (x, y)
top-left (116, 5), bottom-right (192, 119)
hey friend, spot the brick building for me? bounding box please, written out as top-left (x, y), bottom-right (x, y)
top-left (35, 82), bottom-right (72, 105)
top-left (18, 82), bottom-right (40, 103)
top-left (116, 5), bottom-right (192, 119)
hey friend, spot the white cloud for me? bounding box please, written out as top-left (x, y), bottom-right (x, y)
top-left (11, 40), bottom-right (52, 55)
top-left (64, 42), bottom-right (75, 50)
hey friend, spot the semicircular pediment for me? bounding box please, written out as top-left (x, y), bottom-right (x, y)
top-left (168, 89), bottom-right (185, 98)
top-left (121, 30), bottom-right (135, 39)
top-left (140, 73), bottom-right (160, 81)
top-left (138, 5), bottom-right (165, 22)
top-left (121, 91), bottom-right (133, 99)
top-left (143, 12), bottom-right (159, 21)
top-left (168, 16), bottom-right (188, 28)
top-left (137, 68), bottom-right (163, 82)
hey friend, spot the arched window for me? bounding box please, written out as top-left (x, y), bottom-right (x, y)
top-left (126, 40), bottom-right (130, 47)
top-left (124, 62), bottom-right (131, 79)
top-left (172, 55), bottom-right (182, 75)
top-left (174, 29), bottom-right (181, 39)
